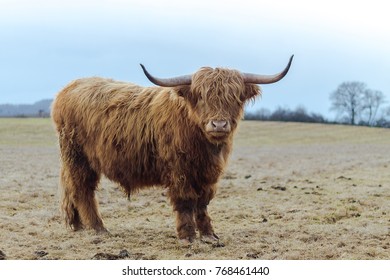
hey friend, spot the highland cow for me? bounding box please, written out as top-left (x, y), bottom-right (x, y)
top-left (51, 56), bottom-right (293, 243)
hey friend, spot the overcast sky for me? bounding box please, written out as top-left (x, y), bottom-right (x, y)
top-left (1, 0), bottom-right (389, 117)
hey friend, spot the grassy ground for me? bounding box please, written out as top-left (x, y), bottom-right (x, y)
top-left (0, 118), bottom-right (389, 259)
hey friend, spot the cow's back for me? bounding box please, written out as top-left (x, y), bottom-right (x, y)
top-left (51, 77), bottom-right (187, 191)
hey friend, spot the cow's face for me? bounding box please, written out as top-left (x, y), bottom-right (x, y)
top-left (179, 68), bottom-right (261, 144)
top-left (140, 57), bottom-right (292, 144)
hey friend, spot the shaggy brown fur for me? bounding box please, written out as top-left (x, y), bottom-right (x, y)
top-left (52, 68), bottom-right (261, 242)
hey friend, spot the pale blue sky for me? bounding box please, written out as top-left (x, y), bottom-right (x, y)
top-left (1, 0), bottom-right (389, 117)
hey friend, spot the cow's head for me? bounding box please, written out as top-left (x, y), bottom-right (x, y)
top-left (140, 56), bottom-right (293, 144)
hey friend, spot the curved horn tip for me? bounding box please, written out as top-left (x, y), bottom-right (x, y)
top-left (285, 54), bottom-right (294, 71)
top-left (288, 54), bottom-right (294, 65)
top-left (139, 64), bottom-right (156, 84)
top-left (139, 63), bottom-right (147, 72)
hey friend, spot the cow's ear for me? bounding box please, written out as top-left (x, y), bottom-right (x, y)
top-left (176, 85), bottom-right (191, 98)
top-left (241, 84), bottom-right (261, 102)
top-left (177, 86), bottom-right (200, 108)
top-left (176, 85), bottom-right (199, 106)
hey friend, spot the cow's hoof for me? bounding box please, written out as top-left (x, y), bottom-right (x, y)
top-left (179, 237), bottom-right (194, 246)
top-left (201, 233), bottom-right (219, 243)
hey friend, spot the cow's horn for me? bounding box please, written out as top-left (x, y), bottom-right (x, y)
top-left (140, 64), bottom-right (192, 87)
top-left (242, 55), bottom-right (294, 84)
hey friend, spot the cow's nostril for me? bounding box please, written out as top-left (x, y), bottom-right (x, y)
top-left (211, 120), bottom-right (228, 131)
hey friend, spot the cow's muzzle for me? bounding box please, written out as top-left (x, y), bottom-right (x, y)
top-left (205, 120), bottom-right (231, 135)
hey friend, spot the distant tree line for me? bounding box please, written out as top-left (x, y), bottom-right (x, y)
top-left (245, 81), bottom-right (390, 128)
top-left (0, 99), bottom-right (52, 117)
top-left (245, 106), bottom-right (327, 123)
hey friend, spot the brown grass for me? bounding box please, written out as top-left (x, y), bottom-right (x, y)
top-left (0, 119), bottom-right (389, 259)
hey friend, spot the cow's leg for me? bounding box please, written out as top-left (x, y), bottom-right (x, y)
top-left (60, 166), bottom-right (83, 231)
top-left (59, 134), bottom-right (106, 233)
top-left (171, 198), bottom-right (197, 244)
top-left (196, 185), bottom-right (219, 241)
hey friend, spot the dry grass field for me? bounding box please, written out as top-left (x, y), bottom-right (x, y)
top-left (0, 118), bottom-right (389, 260)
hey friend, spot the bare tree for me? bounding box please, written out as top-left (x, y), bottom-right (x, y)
top-left (376, 106), bottom-right (390, 128)
top-left (362, 89), bottom-right (386, 126)
top-left (330, 82), bottom-right (366, 125)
